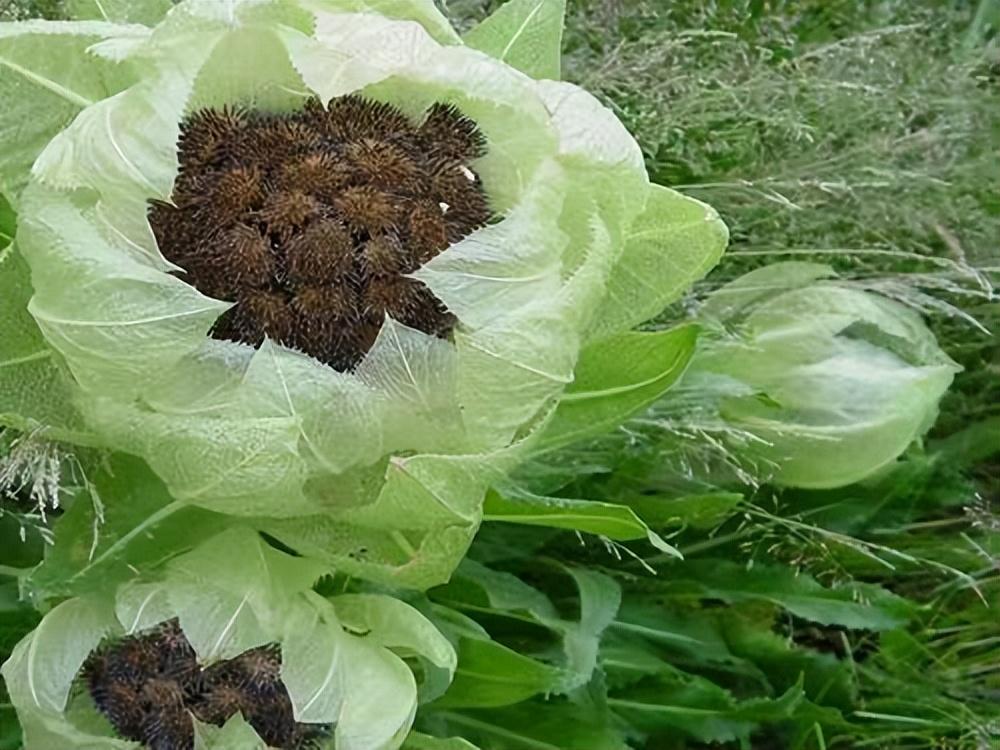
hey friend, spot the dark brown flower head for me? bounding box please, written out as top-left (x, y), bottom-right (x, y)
top-left (81, 619), bottom-right (329, 750)
top-left (149, 95), bottom-right (491, 371)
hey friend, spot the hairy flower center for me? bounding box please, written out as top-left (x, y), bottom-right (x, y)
top-left (149, 96), bottom-right (490, 371)
top-left (82, 619), bottom-right (328, 750)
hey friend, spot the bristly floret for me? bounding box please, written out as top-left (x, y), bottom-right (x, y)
top-left (149, 95), bottom-right (491, 371)
top-left (81, 620), bottom-right (329, 750)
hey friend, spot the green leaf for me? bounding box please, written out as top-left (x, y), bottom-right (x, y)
top-left (931, 416), bottom-right (1000, 467)
top-left (0, 21), bottom-right (145, 203)
top-left (0, 246), bottom-right (83, 439)
top-left (0, 706), bottom-right (21, 750)
top-left (0, 514), bottom-right (47, 573)
top-left (64, 0), bottom-right (173, 24)
top-left (435, 561), bottom-right (622, 694)
top-left (430, 702), bottom-right (629, 750)
top-left (463, 0), bottom-right (566, 80)
top-left (537, 324), bottom-right (698, 452)
top-left (0, 193), bottom-right (14, 249)
top-left (433, 637), bottom-right (563, 708)
top-left (483, 489), bottom-right (680, 556)
top-left (610, 681), bottom-right (803, 746)
top-left (588, 184), bottom-right (728, 341)
top-left (697, 261), bottom-right (834, 323)
top-left (655, 560), bottom-right (913, 630)
top-left (328, 593), bottom-right (457, 676)
top-left (27, 453), bottom-right (231, 601)
top-left (723, 616), bottom-right (856, 711)
top-left (556, 566), bottom-right (621, 691)
top-left (621, 492), bottom-right (743, 531)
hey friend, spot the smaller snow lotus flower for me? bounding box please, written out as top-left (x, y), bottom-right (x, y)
top-left (1, 528), bottom-right (456, 750)
top-left (0, 0), bottom-right (727, 586)
top-left (665, 262), bottom-right (960, 488)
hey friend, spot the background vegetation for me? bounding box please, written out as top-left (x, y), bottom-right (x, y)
top-left (2, 0), bottom-right (998, 748)
top-left (437, 1), bottom-right (1000, 747)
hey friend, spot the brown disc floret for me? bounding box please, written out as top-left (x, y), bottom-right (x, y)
top-left (81, 619), bottom-right (329, 750)
top-left (149, 95), bottom-right (491, 372)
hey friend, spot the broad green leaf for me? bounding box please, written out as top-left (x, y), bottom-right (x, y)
top-left (435, 561), bottom-right (621, 694)
top-left (0, 194), bottom-right (13, 249)
top-left (537, 324), bottom-right (698, 452)
top-left (658, 560), bottom-right (913, 630)
top-left (555, 566), bottom-right (621, 691)
top-left (64, 0), bottom-right (172, 24)
top-left (620, 492), bottom-right (743, 530)
top-left (483, 489), bottom-right (680, 556)
top-left (429, 703), bottom-right (629, 750)
top-left (610, 681), bottom-right (803, 746)
top-left (723, 617), bottom-right (856, 710)
top-left (329, 593), bottom-right (457, 675)
top-left (0, 21), bottom-right (145, 203)
top-left (433, 637), bottom-right (563, 708)
top-left (463, 0), bottom-right (566, 80)
top-left (609, 604), bottom-right (738, 667)
top-left (588, 184), bottom-right (728, 340)
top-left (0, 247), bottom-right (83, 439)
top-left (26, 453), bottom-right (230, 601)
top-left (436, 559), bottom-right (559, 620)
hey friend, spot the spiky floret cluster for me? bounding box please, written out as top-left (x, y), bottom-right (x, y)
top-left (149, 96), bottom-right (490, 371)
top-left (81, 619), bottom-right (328, 749)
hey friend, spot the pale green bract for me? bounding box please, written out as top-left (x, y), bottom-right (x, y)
top-left (0, 528), bottom-right (456, 750)
top-left (1, 0), bottom-right (728, 587)
top-left (668, 262), bottom-right (960, 488)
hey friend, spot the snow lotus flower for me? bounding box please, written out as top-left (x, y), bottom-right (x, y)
top-left (0, 527), bottom-right (456, 749)
top-left (671, 262), bottom-right (960, 488)
top-left (0, 0), bottom-right (728, 587)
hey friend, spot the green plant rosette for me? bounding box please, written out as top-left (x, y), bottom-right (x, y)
top-left (0, 0), bottom-right (728, 587)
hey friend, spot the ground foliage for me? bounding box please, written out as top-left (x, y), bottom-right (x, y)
top-left (1, 0), bottom-right (999, 749)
